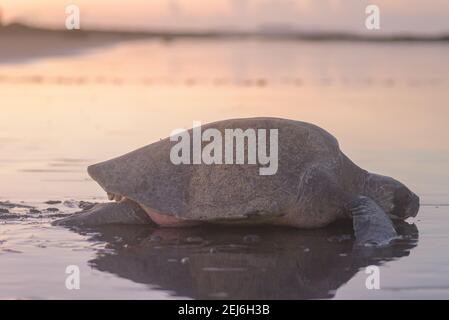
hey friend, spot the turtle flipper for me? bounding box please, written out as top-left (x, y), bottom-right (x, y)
top-left (348, 196), bottom-right (398, 246)
top-left (53, 200), bottom-right (154, 227)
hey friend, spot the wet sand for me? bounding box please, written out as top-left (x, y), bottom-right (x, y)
top-left (2, 23), bottom-right (449, 63)
top-left (0, 199), bottom-right (424, 299)
top-left (0, 24), bottom-right (142, 63)
top-left (1, 30), bottom-right (448, 299)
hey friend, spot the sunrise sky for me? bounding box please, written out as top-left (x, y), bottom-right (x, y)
top-left (1, 0), bottom-right (448, 33)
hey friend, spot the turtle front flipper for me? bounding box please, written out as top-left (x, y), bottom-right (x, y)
top-left (53, 200), bottom-right (154, 227)
top-left (348, 196), bottom-right (398, 246)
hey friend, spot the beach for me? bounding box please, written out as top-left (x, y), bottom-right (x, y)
top-left (1, 24), bottom-right (449, 299)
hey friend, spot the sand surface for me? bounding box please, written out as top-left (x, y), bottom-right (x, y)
top-left (0, 29), bottom-right (448, 299)
top-left (0, 24), bottom-right (148, 62)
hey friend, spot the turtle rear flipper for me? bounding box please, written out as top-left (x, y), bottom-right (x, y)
top-left (348, 196), bottom-right (398, 246)
top-left (53, 200), bottom-right (154, 227)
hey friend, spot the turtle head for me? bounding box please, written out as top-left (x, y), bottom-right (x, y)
top-left (364, 173), bottom-right (420, 219)
top-left (87, 159), bottom-right (132, 203)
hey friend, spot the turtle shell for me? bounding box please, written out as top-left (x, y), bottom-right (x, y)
top-left (87, 117), bottom-right (342, 222)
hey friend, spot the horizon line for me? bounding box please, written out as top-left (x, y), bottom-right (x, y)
top-left (2, 21), bottom-right (449, 43)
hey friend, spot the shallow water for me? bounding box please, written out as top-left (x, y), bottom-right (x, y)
top-left (0, 201), bottom-right (446, 299)
top-left (0, 39), bottom-right (449, 299)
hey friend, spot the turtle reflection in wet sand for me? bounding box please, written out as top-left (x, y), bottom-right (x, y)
top-left (72, 221), bottom-right (418, 299)
top-left (55, 118), bottom-right (420, 246)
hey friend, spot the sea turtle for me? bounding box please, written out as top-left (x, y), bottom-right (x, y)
top-left (54, 118), bottom-right (420, 245)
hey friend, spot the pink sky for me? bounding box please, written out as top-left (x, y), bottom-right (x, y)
top-left (1, 0), bottom-right (449, 33)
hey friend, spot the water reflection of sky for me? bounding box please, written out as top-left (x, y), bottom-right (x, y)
top-left (0, 40), bottom-right (448, 202)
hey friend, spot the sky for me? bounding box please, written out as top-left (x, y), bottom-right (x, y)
top-left (1, 0), bottom-right (449, 33)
